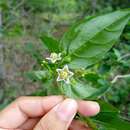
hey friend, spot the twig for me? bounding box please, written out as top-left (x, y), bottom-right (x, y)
top-left (111, 74), bottom-right (130, 84)
top-left (118, 53), bottom-right (130, 61)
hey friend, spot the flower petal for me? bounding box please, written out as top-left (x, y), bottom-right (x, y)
top-left (56, 69), bottom-right (62, 73)
top-left (64, 78), bottom-right (70, 84)
top-left (57, 76), bottom-right (63, 81)
top-left (69, 71), bottom-right (74, 77)
top-left (46, 57), bottom-right (51, 60)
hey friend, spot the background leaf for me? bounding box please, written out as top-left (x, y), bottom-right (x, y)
top-left (40, 35), bottom-right (60, 53)
top-left (25, 70), bottom-right (49, 81)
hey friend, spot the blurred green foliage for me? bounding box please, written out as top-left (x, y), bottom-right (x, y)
top-left (0, 0), bottom-right (129, 37)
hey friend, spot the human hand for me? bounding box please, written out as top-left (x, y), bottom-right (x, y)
top-left (0, 96), bottom-right (100, 130)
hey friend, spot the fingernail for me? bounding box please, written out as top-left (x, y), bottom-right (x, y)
top-left (79, 101), bottom-right (100, 116)
top-left (56, 99), bottom-right (77, 121)
top-left (88, 101), bottom-right (100, 114)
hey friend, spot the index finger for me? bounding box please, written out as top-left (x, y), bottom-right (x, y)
top-left (0, 96), bottom-right (63, 129)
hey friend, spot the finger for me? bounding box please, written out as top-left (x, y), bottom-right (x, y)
top-left (19, 118), bottom-right (40, 130)
top-left (0, 96), bottom-right (63, 129)
top-left (78, 101), bottom-right (100, 116)
top-left (69, 120), bottom-right (92, 130)
top-left (34, 99), bottom-right (78, 130)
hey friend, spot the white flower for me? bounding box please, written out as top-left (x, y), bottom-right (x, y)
top-left (46, 52), bottom-right (61, 63)
top-left (56, 65), bottom-right (74, 84)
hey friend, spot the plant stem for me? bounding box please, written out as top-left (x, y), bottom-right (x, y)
top-left (59, 83), bottom-right (65, 95)
top-left (78, 114), bottom-right (98, 130)
top-left (118, 53), bottom-right (130, 61)
top-left (111, 74), bottom-right (130, 84)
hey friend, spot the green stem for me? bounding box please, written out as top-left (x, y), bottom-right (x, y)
top-left (59, 83), bottom-right (65, 95)
top-left (42, 61), bottom-right (53, 76)
top-left (78, 114), bottom-right (98, 130)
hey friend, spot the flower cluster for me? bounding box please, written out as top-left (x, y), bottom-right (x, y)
top-left (46, 52), bottom-right (74, 84)
top-left (46, 52), bottom-right (61, 63)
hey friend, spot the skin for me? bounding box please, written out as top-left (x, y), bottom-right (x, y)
top-left (0, 96), bottom-right (100, 130)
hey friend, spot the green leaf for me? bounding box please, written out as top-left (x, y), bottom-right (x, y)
top-left (124, 33), bottom-right (130, 40)
top-left (60, 10), bottom-right (130, 69)
top-left (81, 101), bottom-right (130, 130)
top-left (40, 35), bottom-right (60, 53)
top-left (93, 116), bottom-right (130, 130)
top-left (25, 70), bottom-right (49, 81)
top-left (96, 101), bottom-right (119, 120)
top-left (84, 73), bottom-right (101, 84)
top-left (61, 80), bottom-right (110, 100)
top-left (113, 48), bottom-right (121, 60)
top-left (93, 101), bottom-right (130, 130)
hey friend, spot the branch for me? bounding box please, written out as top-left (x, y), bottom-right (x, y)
top-left (118, 53), bottom-right (130, 61)
top-left (111, 74), bottom-right (130, 84)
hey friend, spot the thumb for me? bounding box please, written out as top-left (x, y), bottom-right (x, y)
top-left (34, 99), bottom-right (78, 130)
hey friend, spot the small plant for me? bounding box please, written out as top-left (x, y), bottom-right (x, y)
top-left (26, 9), bottom-right (130, 130)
